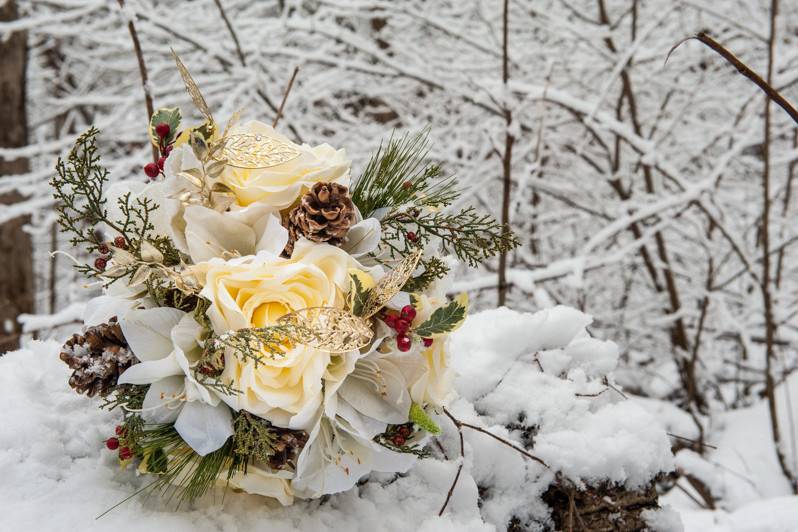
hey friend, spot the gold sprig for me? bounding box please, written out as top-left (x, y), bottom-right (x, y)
top-left (360, 247), bottom-right (423, 318)
top-left (278, 307), bottom-right (374, 352)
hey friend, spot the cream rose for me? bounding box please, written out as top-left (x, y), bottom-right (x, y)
top-left (192, 240), bottom-right (374, 430)
top-left (219, 121), bottom-right (351, 209)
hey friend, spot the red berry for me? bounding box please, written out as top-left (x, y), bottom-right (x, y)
top-left (105, 437), bottom-right (119, 450)
top-left (398, 425), bottom-right (412, 438)
top-left (113, 236), bottom-right (127, 249)
top-left (406, 231), bottom-right (417, 242)
top-left (155, 122), bottom-right (171, 138)
top-left (115, 425), bottom-right (127, 438)
top-left (97, 243), bottom-right (110, 255)
top-left (164, 144), bottom-right (174, 155)
top-left (394, 318), bottom-right (410, 335)
top-left (397, 334), bottom-right (412, 352)
top-left (400, 305), bottom-right (417, 321)
top-left (144, 162), bottom-right (159, 178)
top-left (423, 338), bottom-right (434, 347)
top-left (392, 435), bottom-right (406, 446)
top-left (157, 156), bottom-right (167, 170)
top-left (94, 257), bottom-right (107, 271)
top-left (402, 180), bottom-right (412, 189)
top-left (383, 314), bottom-right (398, 329)
top-left (119, 447), bottom-right (133, 460)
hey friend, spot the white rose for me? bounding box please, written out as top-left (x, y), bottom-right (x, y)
top-left (219, 121), bottom-right (351, 210)
top-left (192, 240), bottom-right (375, 429)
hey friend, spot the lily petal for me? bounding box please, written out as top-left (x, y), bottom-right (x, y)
top-left (118, 354), bottom-right (181, 385)
top-left (174, 401), bottom-right (234, 456)
top-left (120, 307), bottom-right (185, 361)
top-left (342, 218), bottom-right (381, 258)
top-left (141, 376), bottom-right (184, 424)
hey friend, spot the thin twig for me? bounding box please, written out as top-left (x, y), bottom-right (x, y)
top-left (497, 0), bottom-right (514, 306)
top-left (438, 410), bottom-right (465, 516)
top-left (667, 31), bottom-right (798, 126)
top-left (212, 0), bottom-right (246, 66)
top-left (206, 0), bottom-right (303, 141)
top-left (667, 432), bottom-right (717, 450)
top-left (116, 0), bottom-right (157, 162)
top-left (273, 66), bottom-right (300, 128)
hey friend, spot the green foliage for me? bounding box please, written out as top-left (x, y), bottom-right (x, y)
top-left (351, 129), bottom-right (457, 218)
top-left (352, 128), bottom-right (519, 269)
top-left (101, 384), bottom-right (148, 419)
top-left (403, 256), bottom-right (450, 293)
top-left (149, 107), bottom-right (182, 146)
top-left (233, 411), bottom-right (278, 467)
top-left (207, 326), bottom-right (292, 368)
top-left (128, 421), bottom-right (240, 506)
top-left (409, 403), bottom-right (441, 435)
top-left (349, 272), bottom-right (371, 316)
top-left (414, 299), bottom-right (467, 337)
top-left (382, 207), bottom-right (518, 268)
top-left (51, 127), bottom-right (181, 282)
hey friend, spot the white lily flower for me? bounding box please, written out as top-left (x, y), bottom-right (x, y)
top-left (291, 329), bottom-right (415, 498)
top-left (182, 203), bottom-right (288, 262)
top-left (117, 307), bottom-right (234, 456)
top-left (341, 217), bottom-right (382, 259)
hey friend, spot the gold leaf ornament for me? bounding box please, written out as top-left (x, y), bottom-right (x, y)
top-left (278, 307), bottom-right (374, 353)
top-left (360, 247), bottom-right (424, 318)
top-left (218, 133), bottom-right (301, 170)
top-left (171, 49), bottom-right (215, 126)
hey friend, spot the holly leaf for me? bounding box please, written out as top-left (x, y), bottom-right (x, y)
top-left (149, 107), bottom-right (182, 146)
top-left (413, 294), bottom-right (468, 337)
top-left (409, 403), bottom-right (441, 435)
top-left (349, 270), bottom-right (373, 317)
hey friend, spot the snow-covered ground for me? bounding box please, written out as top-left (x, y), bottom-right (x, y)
top-left (1, 307), bottom-right (797, 531)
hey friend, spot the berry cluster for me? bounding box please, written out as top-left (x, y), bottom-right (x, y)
top-left (105, 425), bottom-right (134, 461)
top-left (390, 424), bottom-right (413, 447)
top-left (93, 236), bottom-right (127, 272)
top-left (382, 305), bottom-right (433, 352)
top-left (143, 122), bottom-right (175, 180)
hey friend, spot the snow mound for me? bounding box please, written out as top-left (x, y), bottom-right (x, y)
top-left (0, 307), bottom-right (676, 531)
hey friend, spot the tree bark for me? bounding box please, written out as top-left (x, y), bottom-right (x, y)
top-left (0, 0), bottom-right (34, 352)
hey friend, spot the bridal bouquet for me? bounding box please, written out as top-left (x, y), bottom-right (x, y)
top-left (52, 54), bottom-right (517, 506)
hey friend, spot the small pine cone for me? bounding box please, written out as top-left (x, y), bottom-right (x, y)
top-left (283, 182), bottom-right (355, 256)
top-left (59, 317), bottom-right (138, 398)
top-left (267, 428), bottom-right (310, 472)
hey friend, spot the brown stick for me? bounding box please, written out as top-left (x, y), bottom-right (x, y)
top-left (497, 0), bottom-right (514, 306)
top-left (116, 0), bottom-right (157, 163)
top-left (212, 0), bottom-right (247, 66)
top-left (667, 32), bottom-right (798, 126)
top-left (438, 407), bottom-right (550, 515)
top-left (273, 66), bottom-right (300, 129)
top-left (438, 409), bottom-right (465, 516)
top-left (760, 0), bottom-right (798, 493)
top-left (207, 0), bottom-right (303, 142)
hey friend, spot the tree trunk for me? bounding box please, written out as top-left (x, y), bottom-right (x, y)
top-left (0, 0), bottom-right (34, 353)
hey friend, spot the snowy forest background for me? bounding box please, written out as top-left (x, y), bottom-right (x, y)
top-left (3, 0), bottom-right (798, 530)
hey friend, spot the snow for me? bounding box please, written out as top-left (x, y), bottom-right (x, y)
top-left (0, 307), bottom-right (676, 531)
top-left (18, 301), bottom-right (86, 333)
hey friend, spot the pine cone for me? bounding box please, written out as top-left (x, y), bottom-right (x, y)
top-left (267, 428), bottom-right (310, 472)
top-left (59, 317), bottom-right (138, 398)
top-left (284, 182), bottom-right (356, 256)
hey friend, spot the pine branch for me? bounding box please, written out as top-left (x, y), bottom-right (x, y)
top-left (354, 129), bottom-right (519, 268)
top-left (351, 129), bottom-right (457, 218)
top-left (382, 207), bottom-right (518, 267)
top-left (51, 128), bottom-right (183, 284)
